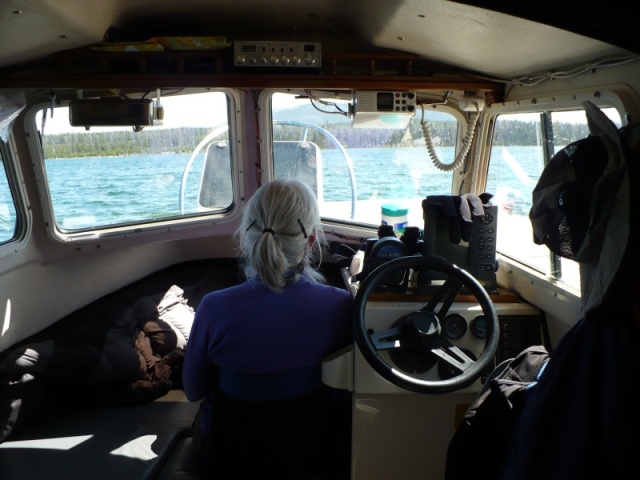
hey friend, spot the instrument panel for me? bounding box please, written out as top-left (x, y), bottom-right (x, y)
top-left (353, 298), bottom-right (541, 394)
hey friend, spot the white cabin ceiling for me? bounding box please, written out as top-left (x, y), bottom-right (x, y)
top-left (0, 0), bottom-right (636, 80)
top-left (359, 0), bottom-right (632, 78)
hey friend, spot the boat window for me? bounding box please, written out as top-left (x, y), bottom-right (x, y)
top-left (0, 145), bottom-right (18, 244)
top-left (271, 91), bottom-right (457, 229)
top-left (37, 91), bottom-right (233, 233)
top-left (486, 107), bottom-right (622, 290)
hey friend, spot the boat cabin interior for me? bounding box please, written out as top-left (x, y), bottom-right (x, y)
top-left (1, 1), bottom-right (639, 479)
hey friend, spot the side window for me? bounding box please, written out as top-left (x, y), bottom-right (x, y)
top-left (271, 91), bottom-right (458, 229)
top-left (37, 91), bottom-right (232, 234)
top-left (0, 145), bottom-right (18, 244)
top-left (486, 107), bottom-right (622, 290)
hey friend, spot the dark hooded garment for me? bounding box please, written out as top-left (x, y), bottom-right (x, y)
top-left (447, 101), bottom-right (640, 480)
top-left (502, 102), bottom-right (640, 479)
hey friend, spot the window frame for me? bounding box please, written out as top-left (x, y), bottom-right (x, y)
top-left (0, 134), bottom-right (30, 257)
top-left (23, 89), bottom-right (245, 244)
top-left (475, 89), bottom-right (628, 298)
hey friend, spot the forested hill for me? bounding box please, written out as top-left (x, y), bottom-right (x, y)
top-left (42, 120), bottom-right (590, 159)
top-left (43, 127), bottom-right (212, 159)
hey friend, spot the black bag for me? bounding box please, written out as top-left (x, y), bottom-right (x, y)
top-left (445, 345), bottom-right (549, 480)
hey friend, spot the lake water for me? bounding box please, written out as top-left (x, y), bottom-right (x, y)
top-left (1, 145), bottom-right (543, 233)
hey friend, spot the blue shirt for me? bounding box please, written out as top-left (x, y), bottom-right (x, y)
top-left (182, 275), bottom-right (352, 429)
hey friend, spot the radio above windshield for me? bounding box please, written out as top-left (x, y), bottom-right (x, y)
top-left (352, 91), bottom-right (416, 128)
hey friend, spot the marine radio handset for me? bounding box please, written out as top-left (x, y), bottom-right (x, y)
top-left (420, 93), bottom-right (485, 172)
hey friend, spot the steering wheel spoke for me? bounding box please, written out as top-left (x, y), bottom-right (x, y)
top-left (371, 326), bottom-right (404, 350)
top-left (431, 344), bottom-right (476, 373)
top-left (425, 276), bottom-right (464, 319)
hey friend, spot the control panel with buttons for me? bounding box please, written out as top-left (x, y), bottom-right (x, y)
top-left (496, 314), bottom-right (542, 363)
top-left (422, 197), bottom-right (499, 292)
top-left (467, 204), bottom-right (498, 287)
top-left (234, 41), bottom-right (321, 68)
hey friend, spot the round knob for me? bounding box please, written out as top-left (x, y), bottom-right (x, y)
top-left (403, 311), bottom-right (441, 349)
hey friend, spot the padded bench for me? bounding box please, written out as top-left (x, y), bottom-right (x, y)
top-left (0, 260), bottom-right (240, 479)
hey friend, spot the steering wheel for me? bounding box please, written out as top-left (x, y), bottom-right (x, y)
top-left (353, 255), bottom-right (499, 394)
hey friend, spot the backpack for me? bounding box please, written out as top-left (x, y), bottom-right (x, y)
top-left (445, 345), bottom-right (550, 480)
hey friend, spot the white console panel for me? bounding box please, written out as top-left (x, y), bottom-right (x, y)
top-left (351, 392), bottom-right (478, 480)
top-left (321, 299), bottom-right (540, 480)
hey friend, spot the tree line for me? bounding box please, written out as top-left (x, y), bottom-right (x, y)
top-left (43, 127), bottom-right (215, 158)
top-left (42, 120), bottom-right (590, 159)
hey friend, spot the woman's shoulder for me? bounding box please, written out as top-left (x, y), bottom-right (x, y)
top-left (296, 277), bottom-right (351, 299)
top-left (200, 279), bottom-right (258, 303)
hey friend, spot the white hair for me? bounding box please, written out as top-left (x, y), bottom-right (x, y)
top-left (237, 179), bottom-right (325, 291)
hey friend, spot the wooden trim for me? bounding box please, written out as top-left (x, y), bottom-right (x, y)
top-left (0, 48), bottom-right (504, 98)
top-left (369, 287), bottom-right (520, 303)
top-left (0, 74), bottom-right (502, 92)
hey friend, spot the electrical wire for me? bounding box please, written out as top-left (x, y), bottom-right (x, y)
top-left (420, 104), bottom-right (480, 172)
top-left (304, 89), bottom-right (350, 117)
top-left (511, 55), bottom-right (640, 87)
top-left (470, 55), bottom-right (640, 88)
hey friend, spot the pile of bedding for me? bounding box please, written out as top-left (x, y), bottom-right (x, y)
top-left (0, 285), bottom-right (195, 443)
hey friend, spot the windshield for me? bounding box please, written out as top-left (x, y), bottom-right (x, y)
top-left (271, 91), bottom-right (458, 230)
top-left (37, 91), bottom-right (232, 233)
